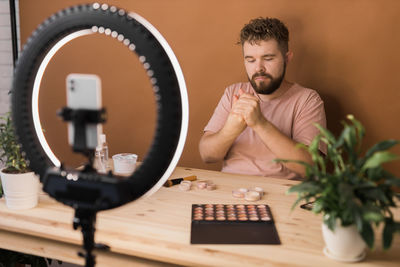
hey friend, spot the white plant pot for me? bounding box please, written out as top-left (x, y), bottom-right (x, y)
top-left (0, 169), bottom-right (39, 210)
top-left (322, 220), bottom-right (366, 262)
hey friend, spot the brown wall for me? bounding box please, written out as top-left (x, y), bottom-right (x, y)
top-left (19, 0), bottom-right (400, 175)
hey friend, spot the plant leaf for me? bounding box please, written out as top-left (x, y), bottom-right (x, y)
top-left (333, 129), bottom-right (346, 149)
top-left (347, 114), bottom-right (365, 143)
top-left (365, 140), bottom-right (400, 160)
top-left (312, 198), bottom-right (323, 213)
top-left (273, 158), bottom-right (313, 169)
top-left (383, 219), bottom-right (395, 250)
top-left (314, 123), bottom-right (336, 144)
top-left (384, 177), bottom-right (400, 187)
top-left (362, 151), bottom-right (399, 170)
top-left (287, 182), bottom-right (320, 195)
top-left (309, 135), bottom-right (321, 153)
top-left (360, 221), bottom-right (374, 249)
top-left (363, 211), bottom-right (384, 222)
top-left (354, 209), bottom-right (363, 231)
top-left (340, 121), bottom-right (358, 163)
top-left (324, 214), bottom-right (337, 231)
top-left (360, 187), bottom-right (391, 204)
top-left (290, 196), bottom-right (307, 211)
top-left (295, 142), bottom-right (308, 151)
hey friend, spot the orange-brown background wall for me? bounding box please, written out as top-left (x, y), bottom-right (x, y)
top-left (19, 0), bottom-right (400, 175)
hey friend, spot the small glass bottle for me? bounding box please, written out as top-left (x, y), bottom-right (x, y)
top-left (95, 134), bottom-right (109, 173)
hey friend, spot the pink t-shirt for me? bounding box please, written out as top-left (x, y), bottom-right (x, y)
top-left (204, 82), bottom-right (327, 179)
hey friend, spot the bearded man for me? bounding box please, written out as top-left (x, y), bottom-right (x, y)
top-left (199, 17), bottom-right (326, 179)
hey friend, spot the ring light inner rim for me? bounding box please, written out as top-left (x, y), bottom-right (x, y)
top-left (32, 29), bottom-right (93, 167)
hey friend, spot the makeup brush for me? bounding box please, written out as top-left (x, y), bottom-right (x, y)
top-left (163, 175), bottom-right (197, 187)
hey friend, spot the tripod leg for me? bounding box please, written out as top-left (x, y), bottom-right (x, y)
top-left (73, 209), bottom-right (96, 267)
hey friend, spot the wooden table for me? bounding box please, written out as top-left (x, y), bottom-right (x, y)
top-left (0, 167), bottom-right (399, 266)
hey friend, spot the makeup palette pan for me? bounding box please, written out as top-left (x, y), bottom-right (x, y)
top-left (190, 204), bottom-right (281, 244)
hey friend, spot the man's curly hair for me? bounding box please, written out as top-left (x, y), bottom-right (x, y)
top-left (239, 17), bottom-right (289, 54)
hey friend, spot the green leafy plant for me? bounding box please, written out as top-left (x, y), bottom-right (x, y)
top-left (0, 112), bottom-right (30, 198)
top-left (0, 114), bottom-right (52, 267)
top-left (0, 112), bottom-right (29, 174)
top-left (275, 114), bottom-right (400, 250)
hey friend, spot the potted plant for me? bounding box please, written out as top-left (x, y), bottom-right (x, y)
top-left (276, 114), bottom-right (400, 262)
top-left (0, 112), bottom-right (39, 210)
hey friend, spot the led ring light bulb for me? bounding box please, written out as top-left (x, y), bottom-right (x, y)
top-left (12, 3), bottom-right (189, 209)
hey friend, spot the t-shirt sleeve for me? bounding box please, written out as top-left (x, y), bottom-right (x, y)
top-left (204, 87), bottom-right (233, 133)
top-left (292, 91), bottom-right (327, 154)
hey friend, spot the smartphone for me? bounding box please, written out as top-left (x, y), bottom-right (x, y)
top-left (66, 73), bottom-right (102, 150)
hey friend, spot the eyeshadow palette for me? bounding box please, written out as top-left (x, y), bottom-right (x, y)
top-left (190, 204), bottom-right (280, 244)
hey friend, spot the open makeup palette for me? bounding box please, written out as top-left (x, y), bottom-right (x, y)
top-left (190, 204), bottom-right (281, 244)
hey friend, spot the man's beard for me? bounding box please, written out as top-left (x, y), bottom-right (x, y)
top-left (248, 64), bottom-right (286, 95)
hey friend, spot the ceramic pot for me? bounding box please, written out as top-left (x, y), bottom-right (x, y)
top-left (322, 220), bottom-right (366, 262)
top-left (0, 169), bottom-right (39, 210)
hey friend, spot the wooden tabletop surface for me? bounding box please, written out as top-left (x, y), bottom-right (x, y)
top-left (0, 166), bottom-right (399, 266)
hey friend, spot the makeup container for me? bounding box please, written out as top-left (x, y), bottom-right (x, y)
top-left (197, 181), bottom-right (207, 189)
top-left (190, 204), bottom-right (280, 244)
top-left (179, 180), bottom-right (191, 191)
top-left (232, 188), bottom-right (248, 198)
top-left (249, 186), bottom-right (264, 196)
top-left (245, 191), bottom-right (261, 202)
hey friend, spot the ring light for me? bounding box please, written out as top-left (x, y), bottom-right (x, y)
top-left (11, 3), bottom-right (188, 266)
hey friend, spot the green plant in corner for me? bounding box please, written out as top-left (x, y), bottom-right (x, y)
top-left (0, 113), bottom-right (50, 267)
top-left (275, 114), bottom-right (400, 250)
top-left (0, 112), bottom-right (29, 173)
top-left (0, 112), bottom-right (30, 198)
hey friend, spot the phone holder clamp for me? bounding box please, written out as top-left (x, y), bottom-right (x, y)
top-left (57, 107), bottom-right (107, 153)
